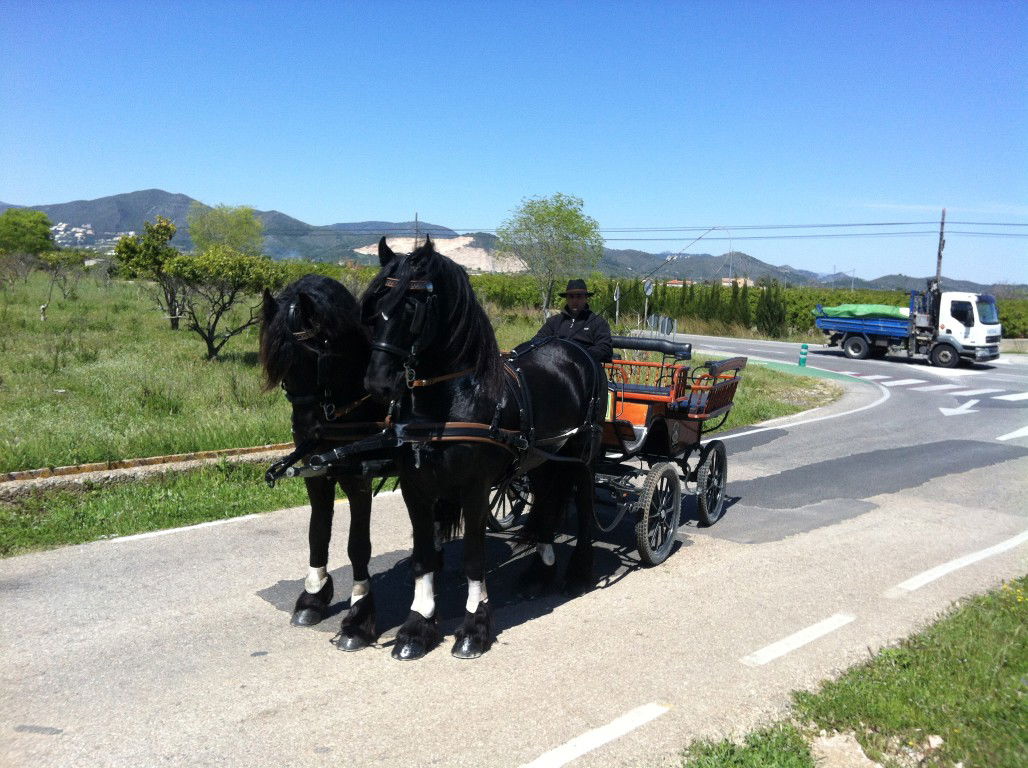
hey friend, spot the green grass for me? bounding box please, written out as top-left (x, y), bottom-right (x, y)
top-left (682, 576), bottom-right (1028, 768)
top-left (0, 462), bottom-right (312, 556)
top-left (792, 576), bottom-right (1028, 768)
top-left (0, 273), bottom-right (290, 473)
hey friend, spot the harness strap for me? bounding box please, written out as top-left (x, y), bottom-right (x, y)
top-left (408, 368), bottom-right (473, 388)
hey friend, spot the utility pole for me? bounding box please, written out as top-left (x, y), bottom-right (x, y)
top-left (934, 208), bottom-right (946, 290)
top-left (414, 212), bottom-right (420, 248)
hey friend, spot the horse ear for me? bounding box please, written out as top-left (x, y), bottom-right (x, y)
top-left (424, 235), bottom-right (434, 250)
top-left (378, 237), bottom-right (395, 266)
top-left (262, 289), bottom-right (278, 324)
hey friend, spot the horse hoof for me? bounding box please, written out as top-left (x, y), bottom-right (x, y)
top-left (335, 633), bottom-right (371, 652)
top-left (391, 639), bottom-right (428, 661)
top-left (291, 608), bottom-right (324, 626)
top-left (451, 635), bottom-right (485, 660)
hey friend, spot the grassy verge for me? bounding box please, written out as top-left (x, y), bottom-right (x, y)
top-left (682, 576), bottom-right (1028, 768)
top-left (0, 357), bottom-right (838, 555)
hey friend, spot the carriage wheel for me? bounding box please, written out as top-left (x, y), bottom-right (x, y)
top-left (634, 462), bottom-right (682, 566)
top-left (696, 440), bottom-right (727, 527)
top-left (487, 475), bottom-right (533, 532)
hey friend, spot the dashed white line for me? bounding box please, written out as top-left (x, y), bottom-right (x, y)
top-left (519, 703), bottom-right (670, 768)
top-left (740, 614), bottom-right (856, 667)
top-left (882, 378), bottom-right (927, 387)
top-left (946, 388), bottom-right (1004, 397)
top-left (994, 392), bottom-right (1028, 401)
top-left (910, 383), bottom-right (963, 391)
top-left (885, 530), bottom-right (1028, 596)
top-left (996, 425), bottom-right (1028, 442)
top-left (860, 375), bottom-right (891, 380)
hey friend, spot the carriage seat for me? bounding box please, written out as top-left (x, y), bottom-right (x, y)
top-left (612, 382), bottom-right (672, 397)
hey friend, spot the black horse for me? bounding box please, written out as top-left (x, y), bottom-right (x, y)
top-left (361, 238), bottom-right (603, 660)
top-left (259, 274), bottom-right (385, 650)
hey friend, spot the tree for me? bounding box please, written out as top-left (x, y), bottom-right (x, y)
top-left (187, 203), bottom-right (264, 257)
top-left (756, 280), bottom-right (787, 337)
top-left (38, 249), bottom-right (87, 305)
top-left (496, 193), bottom-right (603, 314)
top-left (0, 208), bottom-right (54, 257)
top-left (739, 280), bottom-right (752, 328)
top-left (114, 215), bottom-right (184, 329)
top-left (0, 209), bottom-right (54, 285)
top-left (167, 245), bottom-right (284, 359)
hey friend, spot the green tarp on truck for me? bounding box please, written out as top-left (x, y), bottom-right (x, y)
top-left (813, 304), bottom-right (909, 319)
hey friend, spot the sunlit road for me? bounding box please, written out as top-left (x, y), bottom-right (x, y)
top-left (2, 338), bottom-right (1026, 768)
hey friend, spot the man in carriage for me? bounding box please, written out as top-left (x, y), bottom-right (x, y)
top-left (533, 279), bottom-right (613, 363)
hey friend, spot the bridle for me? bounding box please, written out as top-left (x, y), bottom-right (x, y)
top-left (369, 276), bottom-right (468, 390)
top-left (281, 300), bottom-right (370, 421)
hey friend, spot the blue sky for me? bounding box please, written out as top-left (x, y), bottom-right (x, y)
top-left (2, 0), bottom-right (1025, 282)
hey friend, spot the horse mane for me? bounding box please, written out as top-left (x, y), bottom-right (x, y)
top-left (259, 274), bottom-right (368, 391)
top-left (362, 241), bottom-right (503, 400)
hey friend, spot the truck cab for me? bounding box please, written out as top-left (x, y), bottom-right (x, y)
top-left (933, 291), bottom-right (1002, 364)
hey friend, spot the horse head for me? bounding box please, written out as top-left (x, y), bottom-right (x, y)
top-left (361, 237), bottom-right (501, 402)
top-left (259, 274), bottom-right (370, 408)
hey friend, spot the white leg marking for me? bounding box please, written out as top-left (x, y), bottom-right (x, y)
top-left (466, 579), bottom-right (489, 613)
top-left (304, 566), bottom-right (328, 594)
top-left (350, 579), bottom-right (370, 604)
top-left (411, 572), bottom-right (435, 619)
top-left (537, 542), bottom-right (555, 567)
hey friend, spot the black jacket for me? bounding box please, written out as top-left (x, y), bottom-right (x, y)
top-left (533, 305), bottom-right (613, 363)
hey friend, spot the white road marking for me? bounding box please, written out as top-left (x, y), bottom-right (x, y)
top-left (882, 378), bottom-right (927, 387)
top-left (994, 392), bottom-right (1028, 401)
top-left (834, 370), bottom-right (859, 375)
top-left (886, 530), bottom-right (1028, 596)
top-left (910, 383), bottom-right (964, 391)
top-left (945, 388), bottom-right (1004, 397)
top-left (740, 614), bottom-right (855, 667)
top-left (519, 703), bottom-right (670, 768)
top-left (720, 380), bottom-right (891, 441)
top-left (102, 489), bottom-right (404, 543)
top-left (859, 374), bottom-right (891, 380)
top-left (996, 425), bottom-right (1028, 442)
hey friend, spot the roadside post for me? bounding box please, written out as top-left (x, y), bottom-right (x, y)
top-left (798, 343), bottom-right (808, 367)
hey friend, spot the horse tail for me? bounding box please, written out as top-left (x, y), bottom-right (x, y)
top-left (433, 498), bottom-right (464, 543)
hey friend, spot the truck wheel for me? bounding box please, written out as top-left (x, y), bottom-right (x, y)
top-left (843, 336), bottom-right (870, 360)
top-left (930, 344), bottom-right (959, 368)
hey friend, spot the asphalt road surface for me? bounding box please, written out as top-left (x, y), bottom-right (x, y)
top-left (3, 338), bottom-right (1026, 768)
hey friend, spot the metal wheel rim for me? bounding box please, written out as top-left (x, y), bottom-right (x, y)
top-left (702, 449), bottom-right (725, 513)
top-left (646, 470), bottom-right (679, 556)
top-left (489, 480), bottom-right (530, 528)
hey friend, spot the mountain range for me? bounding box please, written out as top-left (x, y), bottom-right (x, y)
top-left (1, 189), bottom-right (1021, 293)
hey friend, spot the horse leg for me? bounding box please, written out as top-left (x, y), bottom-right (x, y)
top-left (292, 476), bottom-right (337, 626)
top-left (565, 465), bottom-right (595, 595)
top-left (392, 484), bottom-right (441, 661)
top-left (517, 466), bottom-right (559, 598)
top-left (334, 477), bottom-right (377, 651)
top-left (452, 483), bottom-right (493, 659)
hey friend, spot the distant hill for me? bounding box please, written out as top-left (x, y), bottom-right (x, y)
top-left (3, 189), bottom-right (1023, 293)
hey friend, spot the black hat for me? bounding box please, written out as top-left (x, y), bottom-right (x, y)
top-left (559, 279), bottom-right (593, 297)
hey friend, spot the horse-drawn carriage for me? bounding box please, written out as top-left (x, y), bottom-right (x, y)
top-left (260, 238), bottom-right (746, 659)
top-left (488, 335), bottom-right (747, 566)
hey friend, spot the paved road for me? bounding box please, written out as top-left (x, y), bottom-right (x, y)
top-left (2, 339), bottom-right (1026, 768)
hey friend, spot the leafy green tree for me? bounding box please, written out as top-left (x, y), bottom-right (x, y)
top-left (38, 249), bottom-right (87, 309)
top-left (167, 245), bottom-right (284, 359)
top-left (187, 203), bottom-right (264, 257)
top-left (0, 209), bottom-right (54, 285)
top-left (756, 280), bottom-right (787, 337)
top-left (739, 281), bottom-right (752, 328)
top-left (114, 215), bottom-right (184, 329)
top-left (0, 208), bottom-right (54, 257)
top-left (496, 193), bottom-right (603, 314)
